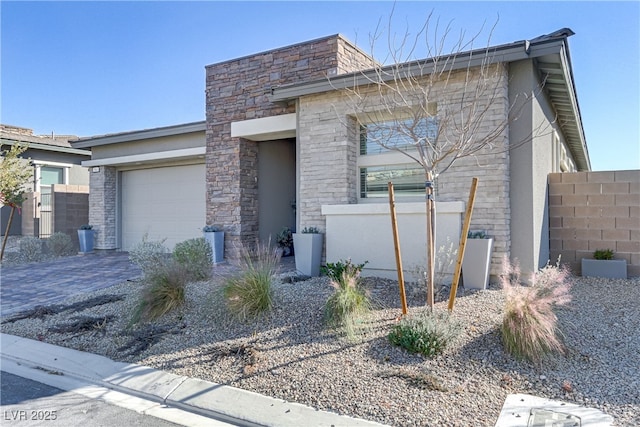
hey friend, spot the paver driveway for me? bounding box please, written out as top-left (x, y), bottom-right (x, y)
top-left (0, 252), bottom-right (142, 317)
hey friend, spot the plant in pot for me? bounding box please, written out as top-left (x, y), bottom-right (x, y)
top-left (581, 248), bottom-right (627, 279)
top-left (77, 224), bottom-right (95, 254)
top-left (462, 230), bottom-right (494, 290)
top-left (203, 225), bottom-right (224, 264)
top-left (276, 227), bottom-right (294, 257)
top-left (293, 226), bottom-right (323, 277)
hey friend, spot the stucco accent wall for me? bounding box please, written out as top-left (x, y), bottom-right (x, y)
top-left (205, 35), bottom-right (375, 258)
top-left (508, 59), bottom-right (565, 277)
top-left (90, 132), bottom-right (204, 160)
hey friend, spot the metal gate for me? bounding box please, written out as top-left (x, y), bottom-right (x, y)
top-left (39, 188), bottom-right (52, 238)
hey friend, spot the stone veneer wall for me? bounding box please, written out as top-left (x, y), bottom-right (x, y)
top-left (89, 166), bottom-right (117, 250)
top-left (549, 170), bottom-right (640, 277)
top-left (296, 67), bottom-right (511, 275)
top-left (205, 35), bottom-right (375, 259)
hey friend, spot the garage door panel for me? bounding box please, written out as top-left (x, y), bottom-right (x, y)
top-left (121, 164), bottom-right (205, 251)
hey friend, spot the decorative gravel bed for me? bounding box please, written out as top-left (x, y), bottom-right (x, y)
top-left (2, 272), bottom-right (639, 426)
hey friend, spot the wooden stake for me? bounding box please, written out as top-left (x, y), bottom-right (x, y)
top-left (388, 182), bottom-right (408, 316)
top-left (426, 173), bottom-right (435, 310)
top-left (448, 177), bottom-right (479, 311)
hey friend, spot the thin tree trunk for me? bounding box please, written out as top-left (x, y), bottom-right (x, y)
top-left (0, 206), bottom-right (16, 262)
top-left (425, 171), bottom-right (435, 310)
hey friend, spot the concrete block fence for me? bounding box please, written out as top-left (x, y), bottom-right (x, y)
top-left (549, 170), bottom-right (640, 277)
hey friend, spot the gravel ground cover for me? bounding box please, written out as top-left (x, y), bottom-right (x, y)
top-left (1, 270), bottom-right (638, 427)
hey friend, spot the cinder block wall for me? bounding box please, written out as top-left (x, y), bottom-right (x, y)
top-left (549, 170), bottom-right (640, 277)
top-left (52, 184), bottom-right (89, 249)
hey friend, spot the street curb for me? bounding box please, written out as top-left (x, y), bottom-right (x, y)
top-left (1, 333), bottom-right (388, 427)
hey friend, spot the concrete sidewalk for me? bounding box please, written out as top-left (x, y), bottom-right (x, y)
top-left (1, 333), bottom-right (388, 427)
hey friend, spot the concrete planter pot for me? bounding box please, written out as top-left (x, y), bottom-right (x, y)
top-left (581, 258), bottom-right (627, 279)
top-left (204, 231), bottom-right (225, 264)
top-left (293, 233), bottom-right (323, 277)
top-left (77, 229), bottom-right (94, 254)
top-left (462, 238), bottom-right (494, 290)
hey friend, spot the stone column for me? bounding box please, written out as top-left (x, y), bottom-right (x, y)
top-left (88, 166), bottom-right (117, 250)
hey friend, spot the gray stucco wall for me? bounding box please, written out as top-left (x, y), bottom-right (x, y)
top-left (508, 59), bottom-right (577, 276)
top-left (90, 131), bottom-right (204, 160)
top-left (258, 139), bottom-right (296, 242)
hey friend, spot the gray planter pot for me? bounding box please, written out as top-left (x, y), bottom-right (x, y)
top-left (293, 233), bottom-right (323, 277)
top-left (77, 229), bottom-right (94, 254)
top-left (462, 238), bottom-right (494, 290)
top-left (204, 231), bottom-right (225, 264)
top-left (581, 258), bottom-right (627, 279)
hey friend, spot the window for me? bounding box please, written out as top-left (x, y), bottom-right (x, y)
top-left (360, 165), bottom-right (424, 198)
top-left (33, 162), bottom-right (70, 193)
top-left (357, 115), bottom-right (437, 200)
top-left (359, 116), bottom-right (438, 155)
top-left (40, 166), bottom-right (64, 186)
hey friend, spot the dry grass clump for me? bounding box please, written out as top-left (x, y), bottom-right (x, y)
top-left (223, 241), bottom-right (281, 321)
top-left (324, 260), bottom-right (371, 340)
top-left (500, 256), bottom-right (572, 364)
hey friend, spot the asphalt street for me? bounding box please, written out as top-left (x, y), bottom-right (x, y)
top-left (1, 371), bottom-right (181, 427)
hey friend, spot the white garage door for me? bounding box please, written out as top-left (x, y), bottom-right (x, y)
top-left (121, 164), bottom-right (206, 251)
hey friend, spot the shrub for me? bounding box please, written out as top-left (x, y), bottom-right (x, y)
top-left (128, 234), bottom-right (169, 277)
top-left (389, 309), bottom-right (461, 357)
top-left (46, 232), bottom-right (75, 257)
top-left (18, 236), bottom-right (44, 263)
top-left (173, 237), bottom-right (213, 281)
top-left (324, 262), bottom-right (371, 339)
top-left (500, 256), bottom-right (572, 364)
top-left (132, 260), bottom-right (188, 323)
top-left (322, 258), bottom-right (368, 282)
top-left (593, 248), bottom-right (614, 260)
top-left (224, 241), bottom-right (281, 321)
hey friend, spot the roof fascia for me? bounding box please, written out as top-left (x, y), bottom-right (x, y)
top-left (72, 121), bottom-right (206, 149)
top-left (1, 138), bottom-right (91, 156)
top-left (270, 42), bottom-right (535, 102)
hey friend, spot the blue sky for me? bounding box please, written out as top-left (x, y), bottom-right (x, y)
top-left (1, 1), bottom-right (638, 171)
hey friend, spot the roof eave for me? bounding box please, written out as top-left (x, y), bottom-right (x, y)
top-left (1, 138), bottom-right (91, 156)
top-left (72, 121), bottom-right (206, 149)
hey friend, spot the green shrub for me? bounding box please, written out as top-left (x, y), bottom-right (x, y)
top-left (132, 260), bottom-right (188, 323)
top-left (46, 232), bottom-right (75, 257)
top-left (500, 256), bottom-right (572, 364)
top-left (593, 248), bottom-right (614, 260)
top-left (324, 262), bottom-right (371, 339)
top-left (173, 237), bottom-right (213, 281)
top-left (128, 234), bottom-right (169, 277)
top-left (321, 258), bottom-right (368, 282)
top-left (389, 310), bottom-right (461, 357)
top-left (224, 241), bottom-right (281, 321)
top-left (18, 236), bottom-right (44, 263)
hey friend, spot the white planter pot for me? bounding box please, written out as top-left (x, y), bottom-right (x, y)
top-left (581, 258), bottom-right (627, 279)
top-left (462, 238), bottom-right (494, 290)
top-left (204, 231), bottom-right (224, 264)
top-left (293, 233), bottom-right (323, 277)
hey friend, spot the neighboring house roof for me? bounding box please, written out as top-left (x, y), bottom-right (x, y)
top-left (269, 28), bottom-right (590, 171)
top-left (72, 121), bottom-right (206, 148)
top-left (1, 124), bottom-right (90, 156)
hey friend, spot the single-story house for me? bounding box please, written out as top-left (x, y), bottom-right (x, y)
top-left (1, 124), bottom-right (91, 238)
top-left (74, 28), bottom-right (590, 280)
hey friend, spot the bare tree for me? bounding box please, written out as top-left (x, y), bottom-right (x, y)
top-left (332, 9), bottom-right (549, 309)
